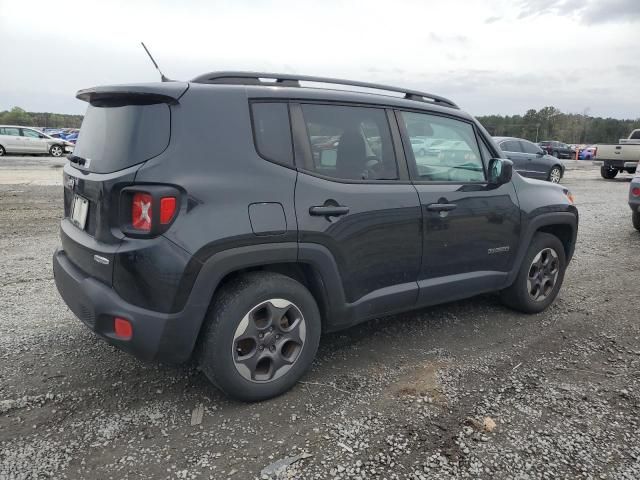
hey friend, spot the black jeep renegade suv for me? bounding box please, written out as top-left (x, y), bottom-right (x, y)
top-left (53, 72), bottom-right (578, 401)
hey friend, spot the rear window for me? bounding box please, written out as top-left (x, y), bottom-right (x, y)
top-left (73, 103), bottom-right (170, 174)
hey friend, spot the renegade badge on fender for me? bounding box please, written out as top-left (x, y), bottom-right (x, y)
top-left (53, 72), bottom-right (578, 401)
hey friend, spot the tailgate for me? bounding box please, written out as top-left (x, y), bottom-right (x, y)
top-left (62, 163), bottom-right (139, 284)
top-left (596, 144), bottom-right (640, 162)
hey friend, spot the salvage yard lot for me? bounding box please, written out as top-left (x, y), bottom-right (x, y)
top-left (1, 160), bottom-right (639, 479)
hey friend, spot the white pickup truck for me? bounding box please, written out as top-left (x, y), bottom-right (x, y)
top-left (595, 129), bottom-right (640, 179)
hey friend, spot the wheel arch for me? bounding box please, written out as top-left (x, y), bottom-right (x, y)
top-left (507, 212), bottom-right (578, 285)
top-left (182, 242), bottom-right (345, 359)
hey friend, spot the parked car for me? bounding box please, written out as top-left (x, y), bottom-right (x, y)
top-left (0, 125), bottom-right (74, 157)
top-left (630, 172), bottom-right (640, 231)
top-left (594, 129), bottom-right (640, 179)
top-left (495, 136), bottom-right (565, 183)
top-left (53, 73), bottom-right (578, 401)
top-left (538, 141), bottom-right (575, 159)
top-left (410, 137), bottom-right (432, 156)
top-left (579, 145), bottom-right (597, 160)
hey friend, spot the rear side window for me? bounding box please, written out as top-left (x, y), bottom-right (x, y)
top-left (631, 130), bottom-right (640, 140)
top-left (250, 102), bottom-right (293, 166)
top-left (500, 140), bottom-right (521, 152)
top-left (0, 127), bottom-right (20, 136)
top-left (300, 104), bottom-right (398, 181)
top-left (73, 103), bottom-right (170, 174)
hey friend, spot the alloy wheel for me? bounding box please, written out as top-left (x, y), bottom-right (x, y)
top-left (527, 248), bottom-right (560, 302)
top-left (550, 167), bottom-right (561, 183)
top-left (232, 299), bottom-right (306, 382)
top-left (51, 145), bottom-right (63, 157)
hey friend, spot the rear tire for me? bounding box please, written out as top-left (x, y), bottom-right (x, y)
top-left (627, 168), bottom-right (637, 175)
top-left (0, 145), bottom-right (5, 156)
top-left (548, 166), bottom-right (562, 183)
top-left (600, 166), bottom-right (618, 179)
top-left (633, 211), bottom-right (640, 231)
top-left (198, 271), bottom-right (321, 402)
top-left (49, 145), bottom-right (64, 157)
top-left (500, 232), bottom-right (566, 314)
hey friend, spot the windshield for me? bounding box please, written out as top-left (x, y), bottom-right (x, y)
top-left (73, 103), bottom-right (170, 174)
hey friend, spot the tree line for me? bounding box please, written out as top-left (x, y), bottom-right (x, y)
top-left (477, 106), bottom-right (640, 145)
top-left (0, 107), bottom-right (83, 129)
top-left (1, 105), bottom-right (639, 145)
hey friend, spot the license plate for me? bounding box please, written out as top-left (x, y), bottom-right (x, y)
top-left (71, 195), bottom-right (89, 230)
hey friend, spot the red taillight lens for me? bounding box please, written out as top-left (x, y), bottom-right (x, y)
top-left (160, 197), bottom-right (177, 224)
top-left (632, 187), bottom-right (640, 197)
top-left (114, 317), bottom-right (132, 340)
top-left (132, 193), bottom-right (152, 231)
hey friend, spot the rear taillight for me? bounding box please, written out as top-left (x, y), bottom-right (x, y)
top-left (132, 193), bottom-right (153, 231)
top-left (632, 187), bottom-right (640, 197)
top-left (120, 186), bottom-right (180, 237)
top-left (160, 197), bottom-right (177, 224)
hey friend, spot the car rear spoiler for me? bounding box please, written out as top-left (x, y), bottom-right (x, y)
top-left (76, 83), bottom-right (189, 106)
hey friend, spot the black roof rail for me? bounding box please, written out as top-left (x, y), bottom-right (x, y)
top-left (191, 71), bottom-right (459, 109)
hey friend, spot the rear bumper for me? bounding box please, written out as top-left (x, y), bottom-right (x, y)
top-left (598, 159), bottom-right (638, 169)
top-left (53, 248), bottom-right (201, 363)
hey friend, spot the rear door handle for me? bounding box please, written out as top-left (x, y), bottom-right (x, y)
top-left (309, 205), bottom-right (350, 216)
top-left (426, 203), bottom-right (457, 212)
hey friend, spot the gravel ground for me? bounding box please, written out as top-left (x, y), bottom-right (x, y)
top-left (1, 162), bottom-right (639, 480)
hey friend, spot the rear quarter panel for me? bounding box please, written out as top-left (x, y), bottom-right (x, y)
top-left (133, 84), bottom-right (298, 262)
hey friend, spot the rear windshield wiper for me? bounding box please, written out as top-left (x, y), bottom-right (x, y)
top-left (67, 154), bottom-right (89, 167)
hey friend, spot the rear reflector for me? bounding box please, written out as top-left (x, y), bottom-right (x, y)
top-left (114, 317), bottom-right (133, 340)
top-left (132, 192), bottom-right (152, 231)
top-left (632, 187), bottom-right (640, 197)
top-left (160, 197), bottom-right (177, 224)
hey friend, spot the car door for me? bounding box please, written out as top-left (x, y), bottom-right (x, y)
top-left (397, 110), bottom-right (521, 306)
top-left (0, 127), bottom-right (25, 153)
top-left (21, 128), bottom-right (48, 153)
top-left (292, 103), bottom-right (422, 322)
top-left (519, 140), bottom-right (548, 179)
top-left (498, 139), bottom-right (533, 177)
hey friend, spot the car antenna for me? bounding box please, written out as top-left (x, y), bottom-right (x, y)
top-left (140, 42), bottom-right (172, 82)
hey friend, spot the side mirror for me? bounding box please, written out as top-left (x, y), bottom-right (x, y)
top-left (536, 150), bottom-right (544, 157)
top-left (488, 158), bottom-right (513, 185)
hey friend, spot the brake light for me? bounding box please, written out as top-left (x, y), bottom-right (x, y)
top-left (632, 187), bottom-right (640, 197)
top-left (132, 192), bottom-right (152, 231)
top-left (160, 197), bottom-right (177, 224)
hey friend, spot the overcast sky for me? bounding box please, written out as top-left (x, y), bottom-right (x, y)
top-left (0, 0), bottom-right (638, 118)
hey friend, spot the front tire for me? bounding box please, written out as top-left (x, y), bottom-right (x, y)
top-left (0, 145), bottom-right (5, 156)
top-left (500, 232), bottom-right (566, 314)
top-left (198, 271), bottom-right (321, 402)
top-left (548, 166), bottom-right (562, 183)
top-left (633, 211), bottom-right (640, 231)
top-left (600, 166), bottom-right (618, 179)
top-left (49, 145), bottom-right (64, 157)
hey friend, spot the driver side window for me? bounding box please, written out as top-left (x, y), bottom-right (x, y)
top-left (301, 104), bottom-right (398, 181)
top-left (400, 111), bottom-right (485, 183)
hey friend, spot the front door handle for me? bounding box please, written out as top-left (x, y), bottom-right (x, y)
top-left (426, 203), bottom-right (457, 212)
top-left (309, 205), bottom-right (350, 216)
